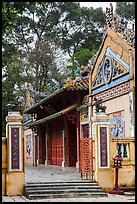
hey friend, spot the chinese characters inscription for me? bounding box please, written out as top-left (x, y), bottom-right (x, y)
top-left (100, 127), bottom-right (108, 167)
top-left (11, 127), bottom-right (19, 169)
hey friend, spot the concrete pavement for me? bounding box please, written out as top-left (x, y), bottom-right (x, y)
top-left (24, 164), bottom-right (81, 183)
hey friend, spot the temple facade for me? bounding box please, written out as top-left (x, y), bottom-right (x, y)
top-left (24, 4), bottom-right (135, 190)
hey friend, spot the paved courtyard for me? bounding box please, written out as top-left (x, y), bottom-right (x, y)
top-left (24, 164), bottom-right (81, 183)
top-left (2, 164), bottom-right (135, 202)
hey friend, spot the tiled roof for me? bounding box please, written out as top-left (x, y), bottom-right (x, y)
top-left (24, 88), bottom-right (65, 114)
top-left (27, 104), bottom-right (77, 127)
top-left (24, 76), bottom-right (89, 114)
top-left (64, 76), bottom-right (89, 90)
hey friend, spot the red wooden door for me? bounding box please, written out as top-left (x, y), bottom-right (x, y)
top-left (51, 122), bottom-right (63, 166)
top-left (56, 124), bottom-right (63, 166)
top-left (57, 136), bottom-right (63, 166)
top-left (51, 128), bottom-right (57, 165)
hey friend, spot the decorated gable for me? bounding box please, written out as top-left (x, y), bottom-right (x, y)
top-left (91, 4), bottom-right (134, 95)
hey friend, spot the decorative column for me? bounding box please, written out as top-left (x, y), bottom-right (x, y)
top-left (6, 111), bottom-right (24, 196)
top-left (45, 125), bottom-right (51, 165)
top-left (62, 118), bottom-right (68, 167)
top-left (92, 112), bottom-right (110, 184)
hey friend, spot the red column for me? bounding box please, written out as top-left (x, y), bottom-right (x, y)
top-left (114, 167), bottom-right (119, 190)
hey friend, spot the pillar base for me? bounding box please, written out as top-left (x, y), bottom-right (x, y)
top-left (6, 172), bottom-right (25, 196)
top-left (76, 162), bottom-right (80, 172)
top-left (45, 160), bottom-right (50, 165)
top-left (62, 161), bottom-right (68, 167)
top-left (108, 188), bottom-right (124, 195)
top-left (36, 159), bottom-right (39, 165)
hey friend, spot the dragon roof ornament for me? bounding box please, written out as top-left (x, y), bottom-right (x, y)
top-left (106, 3), bottom-right (135, 48)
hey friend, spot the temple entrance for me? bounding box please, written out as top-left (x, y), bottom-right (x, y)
top-left (50, 119), bottom-right (77, 167)
top-left (68, 121), bottom-right (77, 166)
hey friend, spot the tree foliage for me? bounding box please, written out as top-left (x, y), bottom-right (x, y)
top-left (54, 4), bottom-right (106, 57)
top-left (2, 2), bottom-right (35, 37)
top-left (2, 2), bottom-right (106, 134)
top-left (116, 2), bottom-right (135, 24)
top-left (2, 2), bottom-right (135, 135)
top-left (74, 48), bottom-right (94, 67)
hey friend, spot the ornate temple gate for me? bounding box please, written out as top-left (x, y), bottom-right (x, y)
top-left (80, 138), bottom-right (94, 180)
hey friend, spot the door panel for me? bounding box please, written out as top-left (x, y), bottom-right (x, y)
top-left (51, 122), bottom-right (63, 166)
top-left (56, 125), bottom-right (63, 166)
top-left (51, 129), bottom-right (57, 165)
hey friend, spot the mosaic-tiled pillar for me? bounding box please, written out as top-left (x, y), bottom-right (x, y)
top-left (6, 112), bottom-right (24, 195)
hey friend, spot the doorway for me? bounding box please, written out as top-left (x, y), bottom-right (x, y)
top-left (68, 121), bottom-right (77, 166)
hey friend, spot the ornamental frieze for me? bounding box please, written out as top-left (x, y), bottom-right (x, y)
top-left (92, 81), bottom-right (130, 103)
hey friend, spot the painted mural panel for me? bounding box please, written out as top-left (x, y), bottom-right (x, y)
top-left (109, 111), bottom-right (125, 137)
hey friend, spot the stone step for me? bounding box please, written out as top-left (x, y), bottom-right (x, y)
top-left (25, 185), bottom-right (102, 191)
top-left (25, 188), bottom-right (104, 194)
top-left (25, 180), bottom-right (96, 185)
top-left (27, 192), bottom-right (108, 200)
top-left (24, 180), bottom-right (108, 200)
top-left (25, 182), bottom-right (99, 188)
top-left (123, 191), bottom-right (135, 196)
top-left (25, 181), bottom-right (99, 189)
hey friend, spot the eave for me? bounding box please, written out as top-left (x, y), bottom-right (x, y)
top-left (26, 104), bottom-right (77, 127)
